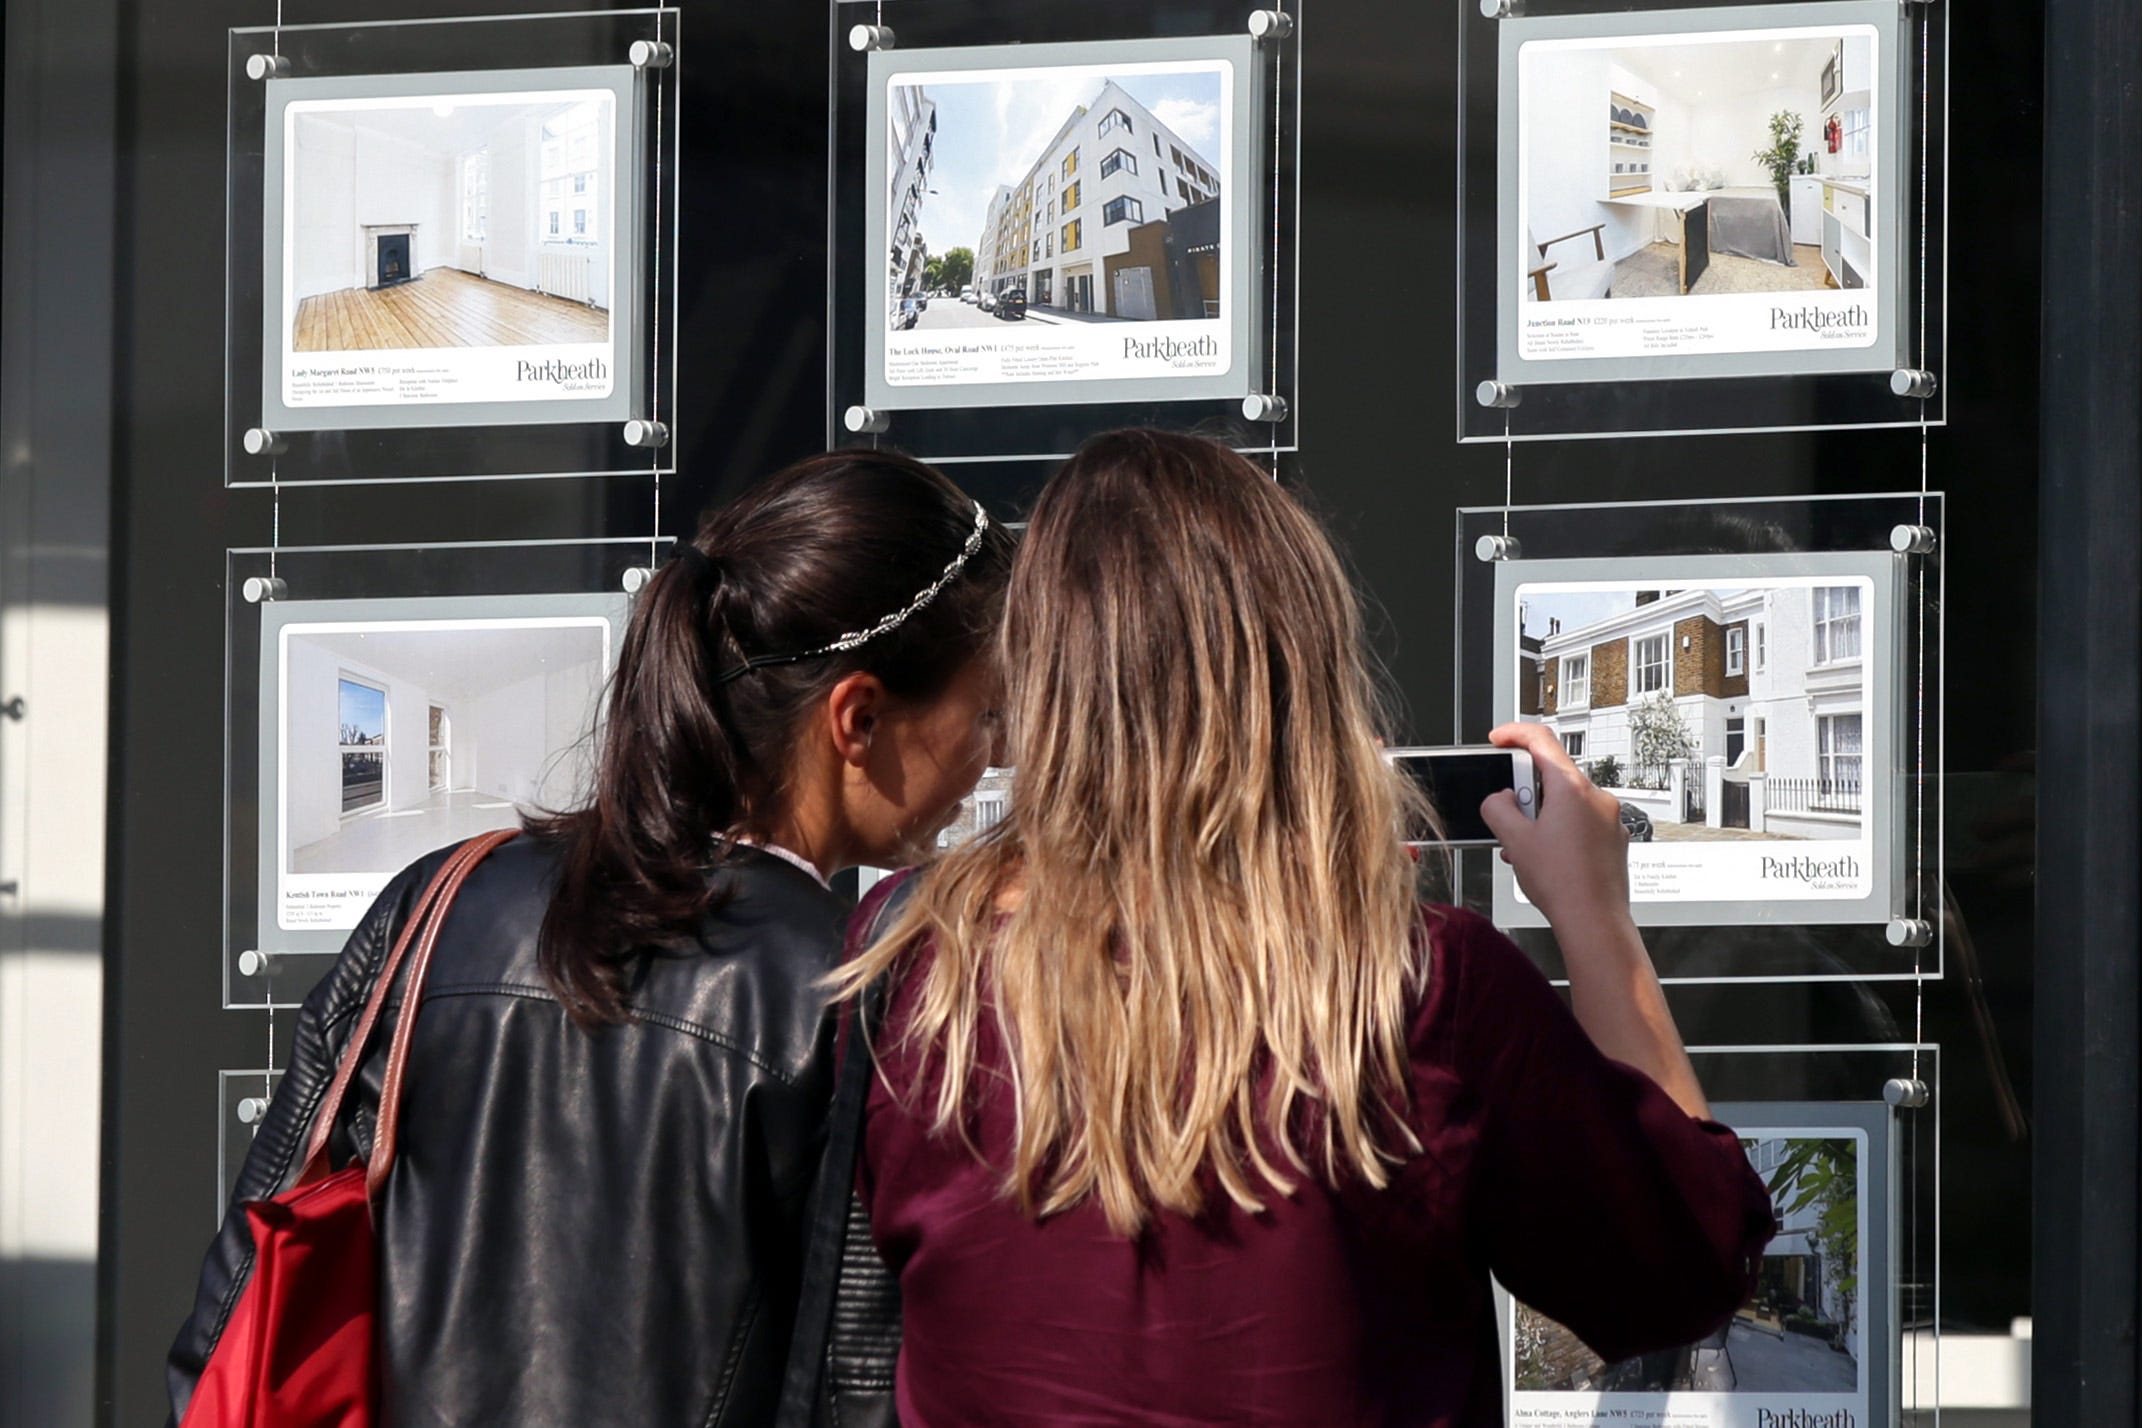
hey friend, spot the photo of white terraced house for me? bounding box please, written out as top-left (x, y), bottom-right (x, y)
top-left (1517, 581), bottom-right (1869, 841)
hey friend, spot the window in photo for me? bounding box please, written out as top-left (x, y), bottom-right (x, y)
top-left (1755, 621), bottom-right (1768, 672)
top-left (1727, 625), bottom-right (1746, 676)
top-left (1561, 652), bottom-right (1588, 706)
top-left (461, 151), bottom-right (488, 243)
top-left (1564, 731), bottom-right (1586, 758)
top-left (1813, 587), bottom-right (1862, 663)
top-left (1632, 632), bottom-right (1668, 695)
top-left (1062, 219), bottom-right (1082, 252)
top-left (1103, 195), bottom-right (1143, 226)
top-left (1099, 107), bottom-right (1134, 138)
top-left (1101, 148), bottom-right (1137, 179)
top-left (1819, 713), bottom-right (1863, 794)
top-left (540, 100), bottom-right (602, 249)
top-left (1064, 180), bottom-right (1082, 211)
top-left (1062, 148), bottom-right (1079, 179)
top-left (337, 677), bottom-right (387, 817)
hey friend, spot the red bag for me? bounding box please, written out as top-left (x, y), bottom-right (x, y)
top-left (181, 829), bottom-right (518, 1428)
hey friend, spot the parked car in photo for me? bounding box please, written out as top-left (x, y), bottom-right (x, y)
top-left (993, 289), bottom-right (1028, 320)
top-left (891, 296), bottom-right (923, 331)
top-left (979, 291), bottom-right (997, 313)
top-left (960, 285), bottom-right (978, 304)
top-left (1618, 801), bottom-right (1655, 842)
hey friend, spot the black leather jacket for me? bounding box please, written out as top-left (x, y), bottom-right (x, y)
top-left (167, 837), bottom-right (896, 1428)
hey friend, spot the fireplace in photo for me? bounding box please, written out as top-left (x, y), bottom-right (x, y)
top-left (363, 224), bottom-right (419, 290)
top-left (376, 232), bottom-right (411, 287)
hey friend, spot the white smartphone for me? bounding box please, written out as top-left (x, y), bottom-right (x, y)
top-left (1384, 746), bottom-right (1539, 846)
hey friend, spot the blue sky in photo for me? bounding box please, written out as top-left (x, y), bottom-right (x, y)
top-left (338, 679), bottom-right (387, 744)
top-left (900, 68), bottom-right (1223, 261)
top-left (1519, 588), bottom-right (1753, 640)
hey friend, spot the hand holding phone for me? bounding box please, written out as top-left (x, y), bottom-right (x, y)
top-left (1385, 746), bottom-right (1539, 846)
top-left (1479, 722), bottom-right (1632, 929)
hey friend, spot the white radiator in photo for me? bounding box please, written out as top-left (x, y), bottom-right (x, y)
top-left (537, 250), bottom-right (596, 305)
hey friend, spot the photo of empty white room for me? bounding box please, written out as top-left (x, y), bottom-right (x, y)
top-left (283, 89), bottom-right (615, 356)
top-left (276, 616), bottom-right (610, 929)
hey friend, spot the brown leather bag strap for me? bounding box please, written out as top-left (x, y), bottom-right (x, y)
top-left (295, 832), bottom-right (500, 1183)
top-left (366, 827), bottom-right (519, 1200)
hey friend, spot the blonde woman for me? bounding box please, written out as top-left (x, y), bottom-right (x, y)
top-left (836, 429), bottom-right (1774, 1426)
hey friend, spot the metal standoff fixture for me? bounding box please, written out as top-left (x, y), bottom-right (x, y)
top-left (843, 405), bottom-right (893, 435)
top-left (1479, 0), bottom-right (1521, 18)
top-left (629, 40), bottom-right (675, 70)
top-left (621, 566), bottom-right (657, 595)
top-left (240, 577), bottom-right (288, 605)
top-left (622, 419), bottom-right (670, 450)
top-left (244, 53), bottom-right (292, 81)
top-left (237, 949), bottom-right (273, 978)
top-left (1882, 1077), bottom-right (1931, 1110)
top-left (236, 1097), bottom-right (271, 1126)
top-left (1241, 393), bottom-right (1290, 423)
top-left (1474, 379), bottom-right (1522, 409)
top-left (1, 696), bottom-right (22, 722)
top-left (242, 427), bottom-right (288, 457)
top-left (1885, 917), bottom-right (1935, 949)
top-left (1889, 368), bottom-right (1938, 399)
top-left (1889, 523), bottom-right (1938, 555)
top-left (1247, 10), bottom-right (1296, 41)
top-left (848, 24), bottom-right (896, 53)
top-left (1474, 534), bottom-right (1523, 563)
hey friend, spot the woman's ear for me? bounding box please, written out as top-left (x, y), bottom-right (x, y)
top-left (825, 671), bottom-right (886, 770)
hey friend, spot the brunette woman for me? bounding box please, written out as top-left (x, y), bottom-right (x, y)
top-left (167, 450), bottom-right (1012, 1427)
top-left (837, 429), bottom-right (1776, 1426)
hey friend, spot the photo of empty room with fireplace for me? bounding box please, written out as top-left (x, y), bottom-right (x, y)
top-left (283, 90), bottom-right (615, 354)
top-left (276, 616), bottom-right (610, 927)
top-left (1517, 579), bottom-right (1869, 842)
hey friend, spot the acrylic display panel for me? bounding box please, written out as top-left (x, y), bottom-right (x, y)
top-left (831, 0), bottom-right (1300, 463)
top-left (1493, 551), bottom-right (1906, 929)
top-left (227, 11), bottom-right (680, 484)
top-left (1455, 493), bottom-right (1944, 981)
top-left (1505, 1091), bottom-right (1907, 1427)
top-left (1457, 0), bottom-right (1949, 441)
top-left (225, 539), bottom-right (656, 1009)
top-left (217, 1068), bottom-right (283, 1224)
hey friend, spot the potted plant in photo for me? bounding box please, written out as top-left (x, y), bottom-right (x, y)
top-left (1754, 110), bottom-right (1807, 209)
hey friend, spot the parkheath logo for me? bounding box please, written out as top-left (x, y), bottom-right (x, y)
top-left (1123, 334), bottom-right (1219, 366)
top-left (1771, 303), bottom-right (1869, 332)
top-left (1757, 1410), bottom-right (1857, 1428)
top-left (1761, 853), bottom-right (1862, 884)
top-left (516, 357), bottom-right (609, 384)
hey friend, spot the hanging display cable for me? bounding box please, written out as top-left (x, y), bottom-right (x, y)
top-left (1267, 5), bottom-right (1285, 479)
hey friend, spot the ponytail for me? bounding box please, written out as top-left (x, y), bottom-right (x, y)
top-left (528, 450), bottom-right (1015, 1025)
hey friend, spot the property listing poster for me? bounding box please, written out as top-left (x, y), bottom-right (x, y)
top-left (880, 58), bottom-right (1235, 389)
top-left (1511, 575), bottom-right (1877, 910)
top-left (1514, 24), bottom-right (1881, 365)
top-left (278, 88), bottom-right (619, 411)
top-left (1508, 1126), bottom-right (1871, 1428)
top-left (274, 615), bottom-right (612, 931)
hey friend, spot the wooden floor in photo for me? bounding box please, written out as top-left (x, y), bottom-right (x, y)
top-left (293, 267), bottom-right (609, 352)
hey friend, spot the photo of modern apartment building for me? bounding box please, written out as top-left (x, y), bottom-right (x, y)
top-left (1520, 582), bottom-right (1868, 840)
top-left (971, 79), bottom-right (1221, 318)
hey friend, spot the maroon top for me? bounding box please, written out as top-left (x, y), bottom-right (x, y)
top-left (850, 892), bottom-right (1775, 1427)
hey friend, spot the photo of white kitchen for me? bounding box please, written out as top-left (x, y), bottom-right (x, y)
top-left (1509, 14), bottom-right (1887, 368)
